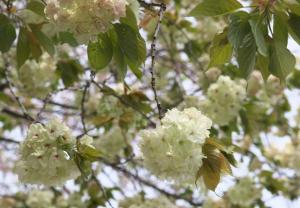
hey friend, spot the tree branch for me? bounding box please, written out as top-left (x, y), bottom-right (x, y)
top-left (104, 161), bottom-right (203, 206)
top-left (149, 3), bottom-right (166, 120)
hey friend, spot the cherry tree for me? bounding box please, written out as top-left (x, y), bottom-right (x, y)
top-left (0, 0), bottom-right (300, 207)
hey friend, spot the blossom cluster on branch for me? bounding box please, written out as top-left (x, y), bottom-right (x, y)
top-left (14, 118), bottom-right (80, 186)
top-left (45, 0), bottom-right (127, 43)
top-left (139, 107), bottom-right (212, 184)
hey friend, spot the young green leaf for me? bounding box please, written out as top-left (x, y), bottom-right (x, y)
top-left (237, 33), bottom-right (257, 77)
top-left (288, 13), bottom-right (300, 45)
top-left (17, 27), bottom-right (30, 68)
top-left (189, 0), bottom-right (242, 17)
top-left (88, 33), bottom-right (113, 70)
top-left (57, 60), bottom-right (83, 87)
top-left (249, 17), bottom-right (268, 56)
top-left (269, 40), bottom-right (296, 80)
top-left (0, 14), bottom-right (16, 53)
top-left (31, 26), bottom-right (55, 55)
top-left (209, 29), bottom-right (233, 67)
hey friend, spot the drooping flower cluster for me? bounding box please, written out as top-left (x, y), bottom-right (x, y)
top-left (45, 0), bottom-right (127, 44)
top-left (200, 75), bottom-right (247, 126)
top-left (14, 53), bottom-right (57, 98)
top-left (139, 108), bottom-right (212, 184)
top-left (14, 118), bottom-right (80, 186)
top-left (227, 177), bottom-right (261, 207)
top-left (26, 190), bottom-right (55, 208)
top-left (94, 126), bottom-right (128, 162)
top-left (119, 195), bottom-right (179, 208)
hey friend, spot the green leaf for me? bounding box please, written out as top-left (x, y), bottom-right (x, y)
top-left (196, 150), bottom-right (221, 191)
top-left (88, 33), bottom-right (113, 70)
top-left (237, 33), bottom-right (257, 77)
top-left (287, 70), bottom-right (300, 88)
top-left (189, 0), bottom-right (242, 17)
top-left (209, 29), bottom-right (233, 67)
top-left (249, 17), bottom-right (268, 56)
top-left (273, 13), bottom-right (288, 46)
top-left (126, 34), bottom-right (146, 78)
top-left (228, 12), bottom-right (257, 77)
top-left (57, 60), bottom-right (83, 87)
top-left (288, 13), bottom-right (300, 45)
top-left (0, 14), bottom-right (16, 53)
top-left (113, 44), bottom-right (127, 80)
top-left (269, 40), bottom-right (296, 80)
top-left (16, 27), bottom-right (30, 68)
top-left (114, 23), bottom-right (138, 63)
top-left (120, 6), bottom-right (138, 32)
top-left (31, 25), bottom-right (55, 55)
top-left (27, 30), bottom-right (43, 59)
top-left (59, 32), bottom-right (78, 47)
top-left (256, 54), bottom-right (270, 80)
top-left (114, 23), bottom-right (145, 78)
top-left (74, 153), bottom-right (92, 180)
top-left (78, 143), bottom-right (102, 162)
top-left (26, 0), bottom-right (46, 17)
top-left (228, 12), bottom-right (251, 49)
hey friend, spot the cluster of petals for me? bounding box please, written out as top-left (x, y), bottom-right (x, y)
top-left (200, 75), bottom-right (247, 126)
top-left (45, 0), bottom-right (127, 43)
top-left (139, 108), bottom-right (212, 184)
top-left (14, 118), bottom-right (80, 186)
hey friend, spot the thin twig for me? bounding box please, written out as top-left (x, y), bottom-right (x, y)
top-left (3, 63), bottom-right (35, 122)
top-left (91, 172), bottom-right (114, 208)
top-left (80, 81), bottom-right (90, 134)
top-left (0, 137), bottom-right (19, 144)
top-left (91, 79), bottom-right (156, 127)
top-left (104, 161), bottom-right (203, 207)
top-left (149, 3), bottom-right (166, 120)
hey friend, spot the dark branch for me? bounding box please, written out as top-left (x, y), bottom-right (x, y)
top-left (149, 3), bottom-right (166, 120)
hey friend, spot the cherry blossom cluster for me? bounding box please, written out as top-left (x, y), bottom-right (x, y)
top-left (14, 118), bottom-right (80, 186)
top-left (200, 75), bottom-right (247, 126)
top-left (45, 0), bottom-right (127, 43)
top-left (139, 107), bottom-right (212, 184)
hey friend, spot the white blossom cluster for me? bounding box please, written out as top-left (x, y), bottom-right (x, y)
top-left (94, 126), bottom-right (128, 161)
top-left (79, 92), bottom-right (146, 129)
top-left (227, 177), bottom-right (261, 207)
top-left (14, 118), bottom-right (80, 186)
top-left (15, 53), bottom-right (57, 98)
top-left (139, 108), bottom-right (212, 184)
top-left (56, 192), bottom-right (87, 208)
top-left (264, 140), bottom-right (300, 171)
top-left (26, 190), bottom-right (55, 208)
top-left (45, 0), bottom-right (127, 44)
top-left (119, 195), bottom-right (178, 208)
top-left (200, 75), bottom-right (247, 126)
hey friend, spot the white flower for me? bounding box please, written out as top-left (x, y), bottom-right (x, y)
top-left (94, 126), bottom-right (128, 161)
top-left (45, 0), bottom-right (127, 44)
top-left (16, 53), bottom-right (57, 98)
top-left (56, 192), bottom-right (87, 208)
top-left (162, 107), bottom-right (212, 144)
top-left (14, 118), bottom-right (80, 186)
top-left (227, 177), bottom-right (261, 207)
top-left (264, 141), bottom-right (300, 171)
top-left (26, 190), bottom-right (54, 208)
top-left (139, 108), bottom-right (211, 184)
top-left (200, 75), bottom-right (247, 126)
